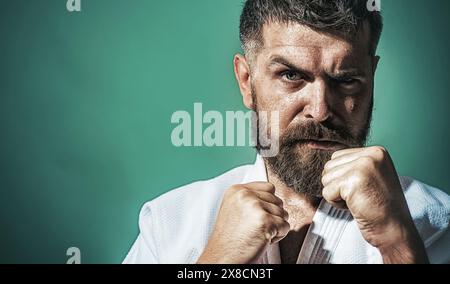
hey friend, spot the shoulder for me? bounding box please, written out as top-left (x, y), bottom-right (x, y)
top-left (400, 176), bottom-right (449, 234)
top-left (399, 176), bottom-right (450, 263)
top-left (136, 163), bottom-right (253, 263)
top-left (145, 163), bottom-right (253, 217)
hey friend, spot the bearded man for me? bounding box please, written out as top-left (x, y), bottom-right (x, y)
top-left (124, 0), bottom-right (450, 264)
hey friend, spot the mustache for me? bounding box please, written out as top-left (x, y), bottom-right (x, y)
top-left (281, 120), bottom-right (362, 148)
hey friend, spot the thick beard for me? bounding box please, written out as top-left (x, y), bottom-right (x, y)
top-left (267, 144), bottom-right (334, 198)
top-left (254, 92), bottom-right (373, 198)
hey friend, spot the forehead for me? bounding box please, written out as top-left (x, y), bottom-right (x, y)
top-left (259, 22), bottom-right (372, 70)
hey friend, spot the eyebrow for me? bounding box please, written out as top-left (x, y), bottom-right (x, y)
top-left (267, 56), bottom-right (313, 78)
top-left (330, 70), bottom-right (365, 80)
top-left (267, 55), bottom-right (366, 79)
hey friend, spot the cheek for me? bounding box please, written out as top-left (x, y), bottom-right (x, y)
top-left (254, 79), bottom-right (281, 108)
top-left (342, 95), bottom-right (372, 130)
top-left (277, 98), bottom-right (301, 131)
top-left (253, 69), bottom-right (291, 108)
top-left (344, 97), bottom-right (356, 113)
top-left (343, 95), bottom-right (372, 116)
top-left (253, 80), bottom-right (295, 127)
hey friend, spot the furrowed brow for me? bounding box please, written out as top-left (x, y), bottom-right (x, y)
top-left (267, 56), bottom-right (313, 78)
top-left (328, 70), bottom-right (366, 80)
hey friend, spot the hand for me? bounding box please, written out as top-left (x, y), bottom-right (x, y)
top-left (321, 146), bottom-right (428, 264)
top-left (197, 182), bottom-right (290, 264)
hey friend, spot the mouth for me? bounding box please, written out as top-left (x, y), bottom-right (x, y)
top-left (297, 139), bottom-right (348, 151)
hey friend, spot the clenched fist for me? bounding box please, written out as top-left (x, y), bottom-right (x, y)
top-left (322, 146), bottom-right (428, 263)
top-left (197, 182), bottom-right (290, 264)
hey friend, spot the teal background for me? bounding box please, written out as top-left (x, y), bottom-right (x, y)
top-left (0, 0), bottom-right (449, 263)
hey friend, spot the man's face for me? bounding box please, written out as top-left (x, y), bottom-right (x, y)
top-left (238, 22), bottom-right (377, 197)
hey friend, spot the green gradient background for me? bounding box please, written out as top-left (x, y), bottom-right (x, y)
top-left (0, 0), bottom-right (449, 263)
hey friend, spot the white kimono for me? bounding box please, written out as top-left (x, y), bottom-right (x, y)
top-left (123, 156), bottom-right (450, 264)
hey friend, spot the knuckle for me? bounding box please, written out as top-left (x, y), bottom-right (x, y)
top-left (348, 172), bottom-right (367, 191)
top-left (341, 184), bottom-right (354, 200)
top-left (322, 186), bottom-right (331, 199)
top-left (228, 186), bottom-right (251, 202)
top-left (370, 146), bottom-right (387, 159)
top-left (357, 156), bottom-right (378, 171)
top-left (266, 183), bottom-right (276, 191)
top-left (249, 198), bottom-right (262, 209)
top-left (235, 187), bottom-right (248, 197)
top-left (227, 184), bottom-right (241, 194)
top-left (358, 155), bottom-right (374, 166)
top-left (331, 150), bottom-right (342, 160)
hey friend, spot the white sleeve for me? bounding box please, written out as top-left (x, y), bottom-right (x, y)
top-left (122, 202), bottom-right (159, 264)
top-left (413, 181), bottom-right (450, 264)
top-left (426, 227), bottom-right (450, 264)
top-left (399, 177), bottom-right (450, 264)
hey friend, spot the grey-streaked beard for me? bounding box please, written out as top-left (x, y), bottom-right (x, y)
top-left (254, 94), bottom-right (372, 198)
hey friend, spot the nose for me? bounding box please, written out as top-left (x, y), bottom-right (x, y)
top-left (301, 79), bottom-right (332, 122)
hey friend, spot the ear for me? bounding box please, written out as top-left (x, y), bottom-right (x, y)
top-left (233, 54), bottom-right (254, 110)
top-left (372, 55), bottom-right (380, 74)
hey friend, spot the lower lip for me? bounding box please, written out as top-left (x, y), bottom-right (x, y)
top-left (301, 140), bottom-right (346, 151)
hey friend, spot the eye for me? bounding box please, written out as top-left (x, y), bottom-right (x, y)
top-left (340, 78), bottom-right (358, 84)
top-left (281, 70), bottom-right (303, 82)
top-left (334, 77), bottom-right (363, 94)
top-left (337, 77), bottom-right (360, 89)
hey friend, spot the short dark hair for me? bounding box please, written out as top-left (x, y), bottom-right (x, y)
top-left (239, 0), bottom-right (383, 57)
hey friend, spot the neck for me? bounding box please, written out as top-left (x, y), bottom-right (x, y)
top-left (266, 167), bottom-right (321, 264)
top-left (266, 168), bottom-right (320, 231)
